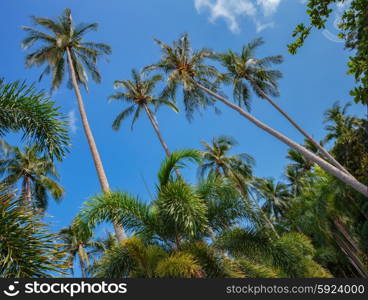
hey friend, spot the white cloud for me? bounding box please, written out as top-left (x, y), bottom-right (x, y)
top-left (67, 110), bottom-right (78, 134)
top-left (194, 0), bottom-right (284, 33)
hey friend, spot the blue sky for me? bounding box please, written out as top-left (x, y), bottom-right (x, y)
top-left (1, 0), bottom-right (362, 237)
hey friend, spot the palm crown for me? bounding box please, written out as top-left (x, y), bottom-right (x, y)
top-left (109, 69), bottom-right (178, 130)
top-left (146, 33), bottom-right (220, 119)
top-left (0, 145), bottom-right (63, 209)
top-left (199, 136), bottom-right (254, 180)
top-left (216, 38), bottom-right (283, 110)
top-left (22, 8), bottom-right (111, 90)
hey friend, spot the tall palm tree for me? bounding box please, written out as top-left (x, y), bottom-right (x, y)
top-left (0, 145), bottom-right (63, 210)
top-left (22, 8), bottom-right (126, 240)
top-left (0, 80), bottom-right (69, 160)
top-left (215, 38), bottom-right (350, 176)
top-left (146, 34), bottom-right (368, 197)
top-left (109, 69), bottom-right (178, 158)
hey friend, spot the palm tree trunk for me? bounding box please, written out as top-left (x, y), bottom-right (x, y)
top-left (143, 104), bottom-right (172, 157)
top-left (66, 47), bottom-right (126, 242)
top-left (143, 104), bottom-right (181, 178)
top-left (194, 81), bottom-right (368, 198)
top-left (254, 84), bottom-right (352, 177)
top-left (78, 244), bottom-right (87, 278)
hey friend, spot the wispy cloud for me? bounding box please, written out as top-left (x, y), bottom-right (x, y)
top-left (67, 110), bottom-right (78, 134)
top-left (194, 0), bottom-right (284, 33)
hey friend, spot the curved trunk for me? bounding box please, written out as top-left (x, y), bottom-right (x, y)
top-left (66, 47), bottom-right (126, 242)
top-left (143, 104), bottom-right (181, 178)
top-left (255, 85), bottom-right (352, 177)
top-left (194, 81), bottom-right (368, 198)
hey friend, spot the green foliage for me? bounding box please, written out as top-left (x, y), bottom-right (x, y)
top-left (22, 8), bottom-right (111, 91)
top-left (0, 185), bottom-right (67, 277)
top-left (0, 80), bottom-right (69, 160)
top-left (155, 252), bottom-right (203, 278)
top-left (145, 33), bottom-right (221, 120)
top-left (109, 69), bottom-right (178, 130)
top-left (288, 0), bottom-right (368, 104)
top-left (0, 145), bottom-right (64, 210)
top-left (215, 38), bottom-right (283, 109)
top-left (157, 180), bottom-right (208, 239)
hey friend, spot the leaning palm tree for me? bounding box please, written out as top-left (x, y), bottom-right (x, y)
top-left (215, 38), bottom-right (350, 176)
top-left (22, 8), bottom-right (126, 240)
top-left (146, 34), bottom-right (368, 197)
top-left (0, 145), bottom-right (63, 210)
top-left (109, 69), bottom-right (178, 158)
top-left (0, 80), bottom-right (69, 160)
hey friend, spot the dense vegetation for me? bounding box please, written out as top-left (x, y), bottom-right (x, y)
top-left (1, 4), bottom-right (367, 278)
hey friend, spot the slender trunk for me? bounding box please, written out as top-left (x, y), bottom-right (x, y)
top-left (23, 176), bottom-right (32, 208)
top-left (255, 84), bottom-right (352, 177)
top-left (143, 104), bottom-right (181, 178)
top-left (143, 104), bottom-right (172, 157)
top-left (66, 48), bottom-right (126, 242)
top-left (194, 81), bottom-right (368, 198)
top-left (78, 244), bottom-right (87, 278)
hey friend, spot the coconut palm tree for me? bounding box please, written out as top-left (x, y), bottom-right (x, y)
top-left (59, 225), bottom-right (100, 277)
top-left (199, 136), bottom-right (254, 180)
top-left (146, 34), bottom-right (368, 197)
top-left (215, 38), bottom-right (350, 176)
top-left (253, 178), bottom-right (290, 222)
top-left (21, 8), bottom-right (126, 241)
top-left (0, 145), bottom-right (63, 210)
top-left (0, 80), bottom-right (69, 160)
top-left (109, 69), bottom-right (178, 158)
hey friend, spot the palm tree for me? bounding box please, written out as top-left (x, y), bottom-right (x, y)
top-left (0, 80), bottom-right (69, 160)
top-left (59, 225), bottom-right (98, 277)
top-left (199, 136), bottom-right (254, 180)
top-left (0, 145), bottom-right (63, 210)
top-left (253, 178), bottom-right (290, 222)
top-left (0, 184), bottom-right (67, 277)
top-left (109, 69), bottom-right (178, 158)
top-left (199, 136), bottom-right (278, 235)
top-left (146, 34), bottom-right (368, 197)
top-left (215, 38), bottom-right (350, 176)
top-left (22, 8), bottom-right (126, 241)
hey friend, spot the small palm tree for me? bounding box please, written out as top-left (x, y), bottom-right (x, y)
top-left (199, 136), bottom-right (254, 181)
top-left (0, 145), bottom-right (63, 210)
top-left (253, 178), bottom-right (290, 221)
top-left (216, 38), bottom-right (350, 176)
top-left (199, 136), bottom-right (278, 235)
top-left (146, 33), bottom-right (368, 197)
top-left (59, 225), bottom-right (100, 277)
top-left (22, 8), bottom-right (126, 241)
top-left (109, 69), bottom-right (178, 158)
